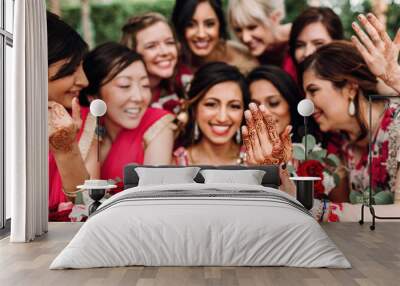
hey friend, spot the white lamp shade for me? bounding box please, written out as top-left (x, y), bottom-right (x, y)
top-left (90, 99), bottom-right (107, 117)
top-left (297, 99), bottom-right (314, 117)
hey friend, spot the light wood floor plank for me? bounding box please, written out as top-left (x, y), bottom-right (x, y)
top-left (1, 222), bottom-right (400, 286)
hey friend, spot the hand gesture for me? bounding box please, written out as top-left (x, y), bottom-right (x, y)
top-left (242, 103), bottom-right (292, 165)
top-left (351, 13), bottom-right (400, 91)
top-left (48, 97), bottom-right (82, 153)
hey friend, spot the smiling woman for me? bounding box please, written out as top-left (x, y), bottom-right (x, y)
top-left (173, 62), bottom-right (250, 166)
top-left (172, 0), bottom-right (258, 74)
top-left (121, 12), bottom-right (192, 116)
top-left (79, 42), bottom-right (175, 184)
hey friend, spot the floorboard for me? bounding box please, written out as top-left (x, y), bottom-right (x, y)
top-left (1, 222), bottom-right (399, 286)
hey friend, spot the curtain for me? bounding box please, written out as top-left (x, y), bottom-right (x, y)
top-left (9, 0), bottom-right (48, 242)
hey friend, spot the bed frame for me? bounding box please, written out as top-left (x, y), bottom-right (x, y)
top-left (123, 164), bottom-right (281, 190)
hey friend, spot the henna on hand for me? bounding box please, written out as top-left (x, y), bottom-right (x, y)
top-left (49, 125), bottom-right (76, 152)
top-left (48, 102), bottom-right (78, 153)
top-left (243, 104), bottom-right (293, 166)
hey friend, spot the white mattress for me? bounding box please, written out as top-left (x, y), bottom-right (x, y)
top-left (50, 183), bottom-right (351, 269)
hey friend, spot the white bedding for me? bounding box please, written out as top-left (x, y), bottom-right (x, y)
top-left (50, 183), bottom-right (351, 269)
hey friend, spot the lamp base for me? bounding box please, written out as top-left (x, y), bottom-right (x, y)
top-left (290, 177), bottom-right (321, 210)
top-left (88, 188), bottom-right (106, 215)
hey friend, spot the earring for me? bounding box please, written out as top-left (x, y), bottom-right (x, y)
top-left (348, 98), bottom-right (356, 116)
top-left (194, 122), bottom-right (200, 141)
top-left (236, 129), bottom-right (241, 144)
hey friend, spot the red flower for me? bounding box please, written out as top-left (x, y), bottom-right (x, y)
top-left (371, 157), bottom-right (388, 187)
top-left (297, 160), bottom-right (325, 199)
top-left (380, 141), bottom-right (389, 162)
top-left (356, 153), bottom-right (368, 170)
top-left (381, 108), bottom-right (394, 131)
top-left (108, 181), bottom-right (124, 196)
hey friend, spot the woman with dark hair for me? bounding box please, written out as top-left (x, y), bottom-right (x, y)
top-left (173, 62), bottom-right (250, 165)
top-left (171, 0), bottom-right (257, 73)
top-left (247, 66), bottom-right (304, 143)
top-left (47, 11), bottom-right (92, 221)
top-left (245, 41), bottom-right (400, 206)
top-left (79, 42), bottom-right (175, 181)
top-left (289, 7), bottom-right (344, 68)
top-left (300, 41), bottom-right (400, 205)
top-left (120, 12), bottom-right (192, 115)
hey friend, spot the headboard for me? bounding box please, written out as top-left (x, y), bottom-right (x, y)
top-left (123, 164), bottom-right (280, 189)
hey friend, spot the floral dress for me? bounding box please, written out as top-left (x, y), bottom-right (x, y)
top-left (343, 101), bottom-right (400, 205)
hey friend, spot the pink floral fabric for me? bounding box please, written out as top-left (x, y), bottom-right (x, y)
top-left (343, 101), bottom-right (400, 204)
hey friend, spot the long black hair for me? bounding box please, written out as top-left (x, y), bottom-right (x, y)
top-left (247, 65), bottom-right (306, 143)
top-left (180, 61), bottom-right (250, 147)
top-left (79, 42), bottom-right (143, 106)
top-left (47, 11), bottom-right (88, 81)
top-left (171, 0), bottom-right (228, 64)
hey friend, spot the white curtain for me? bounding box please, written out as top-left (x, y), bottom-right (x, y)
top-left (9, 0), bottom-right (48, 242)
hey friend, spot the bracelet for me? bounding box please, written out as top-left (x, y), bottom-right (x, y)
top-left (319, 199), bottom-right (327, 222)
top-left (62, 187), bottom-right (81, 198)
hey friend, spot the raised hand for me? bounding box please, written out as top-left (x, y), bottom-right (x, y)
top-left (242, 103), bottom-right (292, 165)
top-left (351, 13), bottom-right (400, 93)
top-left (48, 97), bottom-right (82, 153)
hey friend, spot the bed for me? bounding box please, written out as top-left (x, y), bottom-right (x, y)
top-left (50, 165), bottom-right (351, 269)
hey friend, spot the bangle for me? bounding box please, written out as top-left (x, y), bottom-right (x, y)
top-left (319, 199), bottom-right (327, 222)
top-left (62, 188), bottom-right (81, 198)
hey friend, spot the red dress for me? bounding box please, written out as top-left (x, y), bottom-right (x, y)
top-left (48, 107), bottom-right (174, 221)
top-left (100, 108), bottom-right (174, 182)
top-left (150, 64), bottom-right (193, 114)
top-left (48, 107), bottom-right (91, 221)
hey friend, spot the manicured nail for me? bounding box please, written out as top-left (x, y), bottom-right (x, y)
top-left (367, 13), bottom-right (373, 19)
top-left (357, 14), bottom-right (363, 21)
top-left (259, 104), bottom-right (266, 112)
top-left (244, 110), bottom-right (251, 118)
top-left (249, 102), bottom-right (257, 110)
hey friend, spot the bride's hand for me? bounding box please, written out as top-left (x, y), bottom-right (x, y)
top-left (242, 103), bottom-right (292, 165)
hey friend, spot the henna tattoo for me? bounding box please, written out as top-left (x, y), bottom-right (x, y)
top-left (48, 103), bottom-right (77, 153)
top-left (49, 125), bottom-right (76, 152)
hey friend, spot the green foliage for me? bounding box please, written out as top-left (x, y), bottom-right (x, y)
top-left (61, 1), bottom-right (175, 45)
top-left (58, 0), bottom-right (400, 48)
top-left (283, 0), bottom-right (308, 23)
top-left (302, 134), bottom-right (316, 154)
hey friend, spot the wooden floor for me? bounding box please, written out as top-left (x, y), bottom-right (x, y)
top-left (1, 222), bottom-right (400, 286)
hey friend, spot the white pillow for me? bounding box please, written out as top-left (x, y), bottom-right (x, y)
top-left (136, 167), bottom-right (200, 186)
top-left (200, 169), bottom-right (266, 185)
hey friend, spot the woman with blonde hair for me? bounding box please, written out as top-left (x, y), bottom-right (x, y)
top-left (228, 0), bottom-right (295, 78)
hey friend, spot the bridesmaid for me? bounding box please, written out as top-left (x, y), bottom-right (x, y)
top-left (121, 12), bottom-right (192, 115)
top-left (79, 42), bottom-right (175, 183)
top-left (47, 11), bottom-right (90, 221)
top-left (171, 0), bottom-right (258, 74)
top-left (227, 0), bottom-right (295, 78)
